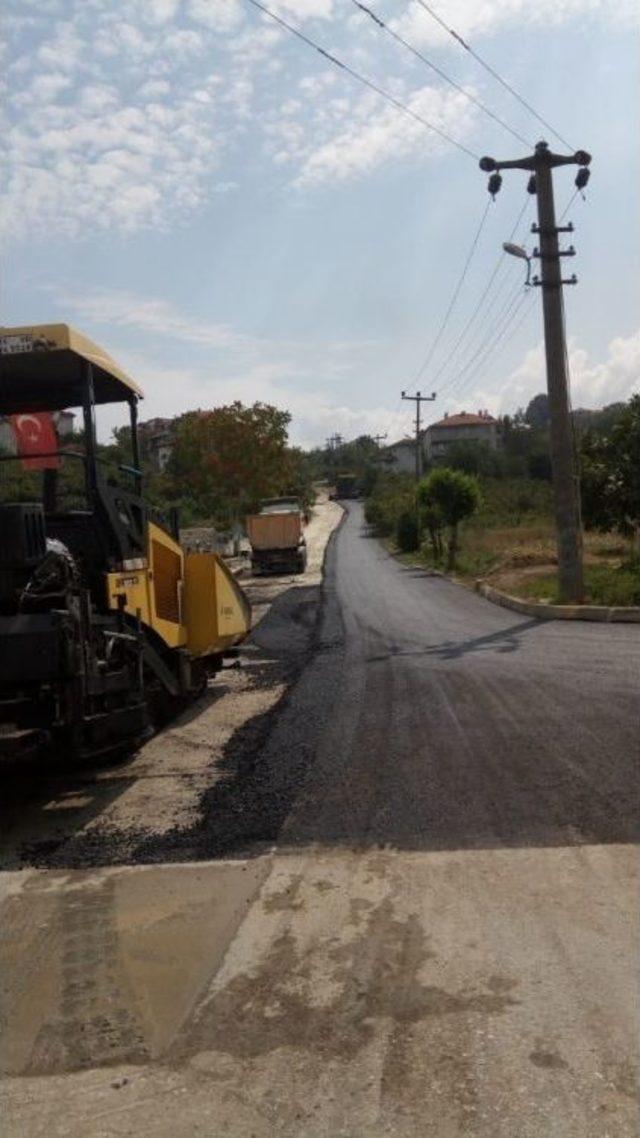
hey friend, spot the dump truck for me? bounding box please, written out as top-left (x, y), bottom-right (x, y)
top-left (246, 498), bottom-right (307, 575)
top-left (334, 473), bottom-right (359, 499)
top-left (0, 323), bottom-right (251, 760)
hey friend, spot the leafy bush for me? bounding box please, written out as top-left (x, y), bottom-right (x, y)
top-left (365, 473), bottom-right (415, 538)
top-left (396, 510), bottom-right (419, 552)
top-left (418, 467), bottom-right (481, 569)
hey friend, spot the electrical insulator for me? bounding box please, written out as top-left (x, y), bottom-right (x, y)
top-left (527, 175), bottom-right (537, 195)
top-left (488, 172), bottom-right (502, 198)
top-left (575, 167), bottom-right (590, 191)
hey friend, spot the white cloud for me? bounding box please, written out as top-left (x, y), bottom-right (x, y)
top-left (1, 0), bottom-right (633, 239)
top-left (465, 329), bottom-right (640, 417)
top-left (100, 350), bottom-right (409, 449)
top-left (58, 288), bottom-right (241, 348)
top-left (186, 0), bottom-right (243, 33)
top-left (53, 286), bottom-right (394, 446)
top-left (293, 86), bottom-right (477, 187)
top-left (393, 0), bottom-right (637, 48)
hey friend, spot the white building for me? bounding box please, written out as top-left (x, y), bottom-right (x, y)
top-left (425, 411), bottom-right (498, 461)
top-left (382, 437), bottom-right (421, 475)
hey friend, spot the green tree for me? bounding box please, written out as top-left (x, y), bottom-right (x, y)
top-left (418, 467), bottom-right (481, 570)
top-left (580, 395), bottom-right (640, 554)
top-left (525, 393), bottom-right (550, 428)
top-left (442, 439), bottom-right (505, 478)
top-left (364, 472), bottom-right (415, 538)
top-left (167, 402), bottom-right (293, 528)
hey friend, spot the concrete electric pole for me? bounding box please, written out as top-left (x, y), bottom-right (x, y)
top-left (479, 141), bottom-right (591, 603)
top-left (401, 391), bottom-right (436, 482)
top-left (402, 390), bottom-right (436, 547)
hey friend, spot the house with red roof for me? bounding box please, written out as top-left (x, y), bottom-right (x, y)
top-left (425, 410), bottom-right (498, 461)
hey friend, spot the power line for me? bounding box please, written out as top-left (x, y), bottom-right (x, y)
top-left (442, 290), bottom-right (536, 403)
top-left (244, 0), bottom-right (479, 160)
top-left (413, 0), bottom-right (574, 151)
top-left (408, 196), bottom-right (493, 391)
top-left (439, 284), bottom-right (527, 397)
top-left (381, 198), bottom-right (527, 442)
top-left (352, 0), bottom-right (532, 147)
top-left (427, 196), bottom-right (531, 389)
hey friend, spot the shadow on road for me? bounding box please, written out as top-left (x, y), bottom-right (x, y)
top-left (365, 618), bottom-right (541, 662)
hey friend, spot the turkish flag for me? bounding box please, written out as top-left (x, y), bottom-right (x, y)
top-left (9, 413), bottom-right (60, 470)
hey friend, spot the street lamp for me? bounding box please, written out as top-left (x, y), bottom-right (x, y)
top-left (503, 241), bottom-right (532, 286)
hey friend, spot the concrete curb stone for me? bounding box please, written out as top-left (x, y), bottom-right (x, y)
top-left (476, 580), bottom-right (640, 623)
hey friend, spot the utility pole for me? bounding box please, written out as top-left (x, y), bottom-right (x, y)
top-left (402, 390), bottom-right (436, 547)
top-left (401, 391), bottom-right (436, 482)
top-left (372, 433), bottom-right (387, 448)
top-left (479, 140), bottom-right (591, 603)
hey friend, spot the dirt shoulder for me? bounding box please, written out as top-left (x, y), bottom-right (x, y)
top-left (0, 493), bottom-right (343, 872)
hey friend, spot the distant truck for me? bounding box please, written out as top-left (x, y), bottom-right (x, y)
top-left (246, 498), bottom-right (307, 576)
top-left (334, 473), bottom-right (359, 499)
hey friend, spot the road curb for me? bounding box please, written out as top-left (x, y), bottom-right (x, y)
top-left (476, 580), bottom-right (640, 623)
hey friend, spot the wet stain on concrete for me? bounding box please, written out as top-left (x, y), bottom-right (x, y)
top-left (27, 878), bottom-right (148, 1074)
top-left (608, 1060), bottom-right (639, 1100)
top-left (487, 974), bottom-right (519, 994)
top-left (313, 879), bottom-right (336, 894)
top-left (177, 898), bottom-right (518, 1063)
top-left (529, 1047), bottom-right (570, 1071)
top-left (263, 876), bottom-right (305, 914)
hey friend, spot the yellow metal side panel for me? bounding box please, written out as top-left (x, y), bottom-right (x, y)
top-left (184, 552), bottom-right (251, 658)
top-left (106, 570), bottom-right (152, 625)
top-left (105, 524), bottom-right (187, 648)
top-left (147, 521), bottom-right (187, 648)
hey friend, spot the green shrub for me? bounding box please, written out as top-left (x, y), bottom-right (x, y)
top-left (396, 511), bottom-right (419, 552)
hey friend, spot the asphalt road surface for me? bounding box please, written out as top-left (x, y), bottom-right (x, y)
top-left (275, 502), bottom-right (639, 854)
top-left (3, 501), bottom-right (638, 1137)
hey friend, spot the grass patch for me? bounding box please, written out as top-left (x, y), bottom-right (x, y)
top-left (518, 563), bottom-right (640, 607)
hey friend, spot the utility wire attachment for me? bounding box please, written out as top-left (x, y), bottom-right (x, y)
top-left (244, 0), bottom-right (479, 160)
top-left (413, 0), bottom-right (574, 150)
top-left (352, 0), bottom-right (532, 147)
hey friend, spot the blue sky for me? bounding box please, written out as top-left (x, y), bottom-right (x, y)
top-left (2, 0), bottom-right (638, 446)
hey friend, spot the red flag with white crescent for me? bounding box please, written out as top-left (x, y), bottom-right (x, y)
top-left (9, 413), bottom-right (60, 470)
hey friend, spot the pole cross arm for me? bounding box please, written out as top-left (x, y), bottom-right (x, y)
top-left (533, 246), bottom-right (576, 259)
top-left (479, 143), bottom-right (591, 174)
top-left (532, 274), bottom-right (578, 287)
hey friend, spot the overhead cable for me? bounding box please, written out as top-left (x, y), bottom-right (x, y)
top-left (441, 288), bottom-right (534, 401)
top-left (429, 196), bottom-right (531, 387)
top-left (413, 0), bottom-right (574, 150)
top-left (244, 0), bottom-right (479, 160)
top-left (448, 293), bottom-right (537, 406)
top-left (438, 278), bottom-right (527, 395)
top-left (408, 196), bottom-right (493, 391)
top-left (352, 1), bottom-right (532, 147)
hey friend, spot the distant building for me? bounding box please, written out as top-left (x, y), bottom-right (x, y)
top-left (54, 410), bottom-right (75, 437)
top-left (138, 417), bottom-right (174, 471)
top-left (425, 411), bottom-right (498, 461)
top-left (383, 437), bottom-right (421, 475)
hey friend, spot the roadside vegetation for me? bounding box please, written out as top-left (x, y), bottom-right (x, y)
top-left (1, 400), bottom-right (317, 535)
top-left (364, 394), bottom-right (640, 608)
